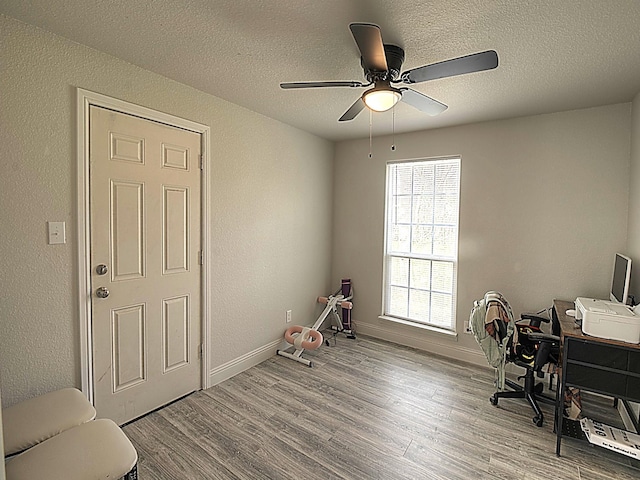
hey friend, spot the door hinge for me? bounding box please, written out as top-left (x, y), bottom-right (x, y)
top-left (198, 250), bottom-right (204, 265)
top-left (198, 343), bottom-right (203, 360)
top-left (199, 154), bottom-right (204, 170)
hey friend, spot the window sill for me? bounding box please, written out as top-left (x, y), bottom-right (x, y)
top-left (378, 315), bottom-right (458, 338)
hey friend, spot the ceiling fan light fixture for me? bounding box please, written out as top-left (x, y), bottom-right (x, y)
top-left (362, 87), bottom-right (402, 112)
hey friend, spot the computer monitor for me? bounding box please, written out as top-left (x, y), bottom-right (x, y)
top-left (610, 253), bottom-right (632, 305)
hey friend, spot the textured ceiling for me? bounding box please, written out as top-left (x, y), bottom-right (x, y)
top-left (2, 0), bottom-right (640, 141)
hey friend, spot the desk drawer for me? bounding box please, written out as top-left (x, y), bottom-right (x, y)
top-left (627, 377), bottom-right (640, 400)
top-left (629, 350), bottom-right (640, 374)
top-left (565, 363), bottom-right (627, 397)
top-left (626, 351), bottom-right (640, 400)
top-left (566, 340), bottom-right (628, 369)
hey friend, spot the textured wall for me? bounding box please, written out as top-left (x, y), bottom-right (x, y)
top-left (0, 15), bottom-right (334, 407)
top-left (0, 387), bottom-right (4, 480)
top-left (624, 92), bottom-right (640, 419)
top-left (332, 104), bottom-right (632, 361)
top-left (627, 92), bottom-right (640, 298)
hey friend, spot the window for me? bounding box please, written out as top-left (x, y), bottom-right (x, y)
top-left (383, 158), bottom-right (460, 331)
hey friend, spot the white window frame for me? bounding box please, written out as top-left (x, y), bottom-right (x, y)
top-left (381, 157), bottom-right (460, 333)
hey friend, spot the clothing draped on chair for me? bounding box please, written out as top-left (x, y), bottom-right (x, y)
top-left (470, 291), bottom-right (515, 391)
top-left (470, 291), bottom-right (560, 427)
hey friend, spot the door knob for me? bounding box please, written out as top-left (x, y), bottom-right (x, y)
top-left (95, 264), bottom-right (108, 276)
top-left (95, 287), bottom-right (110, 299)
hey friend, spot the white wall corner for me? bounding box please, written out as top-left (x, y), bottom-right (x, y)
top-left (208, 339), bottom-right (286, 387)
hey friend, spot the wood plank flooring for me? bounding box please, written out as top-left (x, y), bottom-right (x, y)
top-left (123, 335), bottom-right (640, 479)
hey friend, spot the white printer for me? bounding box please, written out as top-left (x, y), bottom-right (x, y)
top-left (575, 297), bottom-right (640, 344)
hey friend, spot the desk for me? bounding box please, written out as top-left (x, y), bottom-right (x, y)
top-left (553, 299), bottom-right (640, 456)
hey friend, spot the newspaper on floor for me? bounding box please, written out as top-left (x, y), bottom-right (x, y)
top-left (580, 418), bottom-right (640, 459)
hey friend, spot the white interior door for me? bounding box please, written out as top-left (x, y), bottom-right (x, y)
top-left (89, 105), bottom-right (202, 424)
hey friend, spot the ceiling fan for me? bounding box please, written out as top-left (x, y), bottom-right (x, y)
top-left (280, 23), bottom-right (498, 122)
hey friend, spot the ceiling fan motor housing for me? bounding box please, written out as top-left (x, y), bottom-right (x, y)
top-left (385, 45), bottom-right (405, 80)
top-left (362, 44), bottom-right (405, 82)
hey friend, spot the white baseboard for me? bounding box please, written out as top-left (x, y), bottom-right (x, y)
top-left (207, 323), bottom-right (520, 389)
top-left (356, 322), bottom-right (488, 367)
top-left (208, 339), bottom-right (284, 387)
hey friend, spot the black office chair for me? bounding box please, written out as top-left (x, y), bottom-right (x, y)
top-left (471, 292), bottom-right (560, 427)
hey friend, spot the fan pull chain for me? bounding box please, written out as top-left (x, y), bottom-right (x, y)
top-left (368, 109), bottom-right (373, 158)
top-left (391, 106), bottom-right (396, 151)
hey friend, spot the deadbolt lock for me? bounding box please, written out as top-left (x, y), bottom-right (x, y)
top-left (96, 264), bottom-right (108, 276)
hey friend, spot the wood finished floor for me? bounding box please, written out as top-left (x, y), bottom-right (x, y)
top-left (123, 335), bottom-right (640, 479)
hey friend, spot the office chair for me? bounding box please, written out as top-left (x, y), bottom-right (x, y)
top-left (470, 291), bottom-right (560, 427)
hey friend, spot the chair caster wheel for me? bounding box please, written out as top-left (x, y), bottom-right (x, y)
top-left (533, 415), bottom-right (543, 427)
top-left (490, 395), bottom-right (498, 406)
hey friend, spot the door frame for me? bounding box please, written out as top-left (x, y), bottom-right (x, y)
top-left (76, 88), bottom-right (212, 403)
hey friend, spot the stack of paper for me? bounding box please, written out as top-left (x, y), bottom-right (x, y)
top-left (580, 418), bottom-right (640, 459)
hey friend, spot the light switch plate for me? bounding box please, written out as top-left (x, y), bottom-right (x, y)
top-left (48, 221), bottom-right (66, 245)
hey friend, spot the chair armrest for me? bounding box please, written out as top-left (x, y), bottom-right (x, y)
top-left (526, 332), bottom-right (560, 343)
top-left (521, 313), bottom-right (549, 328)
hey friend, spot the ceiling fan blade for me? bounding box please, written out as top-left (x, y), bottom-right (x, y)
top-left (400, 88), bottom-right (448, 116)
top-left (280, 81), bottom-right (366, 89)
top-left (349, 23), bottom-right (388, 72)
top-left (338, 98), bottom-right (366, 122)
top-left (400, 50), bottom-right (498, 84)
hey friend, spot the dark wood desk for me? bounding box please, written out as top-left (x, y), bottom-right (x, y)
top-left (553, 299), bottom-right (640, 456)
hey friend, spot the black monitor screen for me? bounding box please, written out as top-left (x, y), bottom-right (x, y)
top-left (611, 253), bottom-right (631, 304)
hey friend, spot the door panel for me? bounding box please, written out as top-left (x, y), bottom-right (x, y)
top-left (111, 304), bottom-right (146, 392)
top-left (111, 180), bottom-right (145, 280)
top-left (163, 185), bottom-right (189, 274)
top-left (163, 295), bottom-right (190, 373)
top-left (90, 105), bottom-right (202, 424)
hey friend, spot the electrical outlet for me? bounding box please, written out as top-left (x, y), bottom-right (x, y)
top-left (286, 310), bottom-right (292, 323)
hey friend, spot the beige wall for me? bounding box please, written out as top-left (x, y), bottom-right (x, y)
top-left (332, 104), bottom-right (631, 362)
top-left (625, 91), bottom-right (640, 419)
top-left (0, 385), bottom-right (4, 480)
top-left (0, 15), bottom-right (334, 407)
top-left (627, 92), bottom-right (640, 299)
